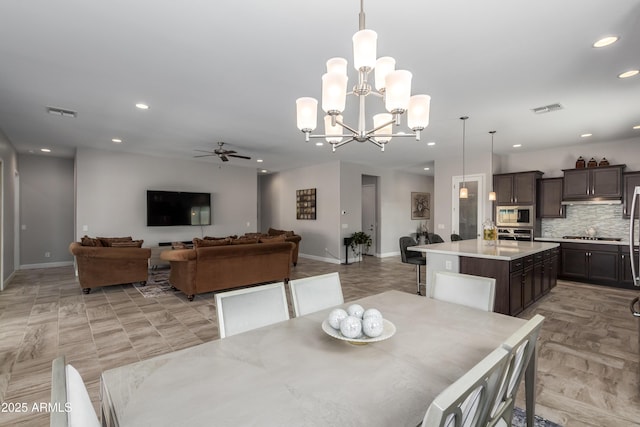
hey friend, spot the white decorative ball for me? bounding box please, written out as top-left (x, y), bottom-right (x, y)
top-left (340, 316), bottom-right (363, 339)
top-left (362, 316), bottom-right (384, 338)
top-left (327, 308), bottom-right (348, 330)
top-left (362, 308), bottom-right (383, 320)
top-left (346, 304), bottom-right (365, 319)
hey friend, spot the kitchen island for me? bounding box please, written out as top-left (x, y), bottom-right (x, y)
top-left (409, 239), bottom-right (560, 315)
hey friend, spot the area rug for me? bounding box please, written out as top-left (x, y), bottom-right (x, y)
top-left (512, 407), bottom-right (562, 427)
top-left (135, 269), bottom-right (174, 298)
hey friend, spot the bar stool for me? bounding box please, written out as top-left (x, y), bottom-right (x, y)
top-left (399, 236), bottom-right (426, 295)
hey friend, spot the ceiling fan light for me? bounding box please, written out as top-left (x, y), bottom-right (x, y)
top-left (353, 29), bottom-right (377, 71)
top-left (296, 97), bottom-right (318, 131)
top-left (373, 113), bottom-right (393, 142)
top-left (324, 115), bottom-right (343, 143)
top-left (321, 72), bottom-right (348, 113)
top-left (326, 57), bottom-right (348, 76)
top-left (374, 56), bottom-right (395, 91)
top-left (408, 94), bottom-right (431, 130)
top-left (385, 70), bottom-right (412, 112)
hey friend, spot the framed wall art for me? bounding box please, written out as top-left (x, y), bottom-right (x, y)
top-left (296, 188), bottom-right (316, 220)
top-left (411, 192), bottom-right (430, 220)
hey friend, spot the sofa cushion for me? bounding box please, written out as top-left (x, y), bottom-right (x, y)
top-left (203, 236), bottom-right (232, 241)
top-left (230, 238), bottom-right (259, 245)
top-left (267, 228), bottom-right (295, 237)
top-left (193, 238), bottom-right (230, 248)
top-left (259, 234), bottom-right (287, 243)
top-left (110, 240), bottom-right (144, 248)
top-left (81, 236), bottom-right (103, 247)
top-left (98, 236), bottom-right (133, 247)
top-left (244, 232), bottom-right (266, 239)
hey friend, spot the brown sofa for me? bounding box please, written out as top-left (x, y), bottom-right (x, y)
top-left (266, 228), bottom-right (302, 266)
top-left (160, 241), bottom-right (294, 301)
top-left (69, 237), bottom-right (151, 294)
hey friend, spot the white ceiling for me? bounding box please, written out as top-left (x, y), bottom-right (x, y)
top-left (0, 0), bottom-right (639, 175)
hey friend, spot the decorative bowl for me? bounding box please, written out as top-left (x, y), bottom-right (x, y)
top-left (321, 319), bottom-right (396, 345)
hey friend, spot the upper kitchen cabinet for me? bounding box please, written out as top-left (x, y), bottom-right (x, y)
top-left (538, 178), bottom-right (565, 218)
top-left (494, 171), bottom-right (544, 205)
top-left (623, 172), bottom-right (640, 218)
top-left (562, 165), bottom-right (625, 201)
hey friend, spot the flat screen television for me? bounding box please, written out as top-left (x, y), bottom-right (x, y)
top-left (147, 190), bottom-right (211, 226)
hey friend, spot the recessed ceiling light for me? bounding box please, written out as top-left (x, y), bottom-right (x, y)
top-left (427, 142), bottom-right (436, 146)
top-left (512, 144), bottom-right (522, 148)
top-left (112, 138), bottom-right (122, 144)
top-left (633, 125), bottom-right (640, 130)
top-left (41, 148), bottom-right (51, 153)
top-left (261, 169), bottom-right (268, 173)
top-left (618, 70), bottom-right (639, 79)
top-left (315, 142), bottom-right (324, 146)
top-left (593, 36), bottom-right (619, 48)
top-left (256, 159), bottom-right (263, 163)
top-left (135, 103), bottom-right (150, 110)
top-left (580, 133), bottom-right (592, 138)
top-left (423, 167), bottom-right (430, 171)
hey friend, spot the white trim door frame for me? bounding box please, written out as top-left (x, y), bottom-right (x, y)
top-left (452, 173), bottom-right (486, 240)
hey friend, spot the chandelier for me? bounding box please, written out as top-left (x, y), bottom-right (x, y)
top-left (295, 0), bottom-right (431, 152)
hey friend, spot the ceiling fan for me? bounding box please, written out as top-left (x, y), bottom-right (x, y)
top-left (194, 142), bottom-right (251, 162)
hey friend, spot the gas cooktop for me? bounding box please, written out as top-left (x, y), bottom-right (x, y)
top-left (562, 236), bottom-right (621, 241)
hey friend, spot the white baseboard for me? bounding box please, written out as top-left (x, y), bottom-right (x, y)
top-left (379, 251), bottom-right (401, 258)
top-left (2, 270), bottom-right (16, 291)
top-left (20, 261), bottom-right (74, 270)
top-left (299, 253), bottom-right (342, 265)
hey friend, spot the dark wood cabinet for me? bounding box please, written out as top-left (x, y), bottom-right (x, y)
top-left (559, 242), bottom-right (619, 285)
top-left (538, 178), bottom-right (565, 218)
top-left (620, 246), bottom-right (639, 287)
top-left (562, 165), bottom-right (624, 201)
top-left (493, 171), bottom-right (543, 205)
top-left (622, 172), bottom-right (640, 218)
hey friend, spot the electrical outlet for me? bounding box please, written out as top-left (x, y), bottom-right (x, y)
top-left (445, 260), bottom-right (452, 270)
top-left (45, 252), bottom-right (51, 258)
top-left (82, 225), bottom-right (89, 232)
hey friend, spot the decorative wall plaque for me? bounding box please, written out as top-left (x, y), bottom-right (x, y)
top-left (296, 188), bottom-right (316, 220)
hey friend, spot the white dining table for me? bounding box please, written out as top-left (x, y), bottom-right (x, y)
top-left (100, 290), bottom-right (531, 427)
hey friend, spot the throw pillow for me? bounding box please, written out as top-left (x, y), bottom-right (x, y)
top-left (110, 240), bottom-right (144, 248)
top-left (81, 236), bottom-right (103, 247)
top-left (203, 236), bottom-right (228, 241)
top-left (98, 236), bottom-right (133, 247)
top-left (193, 238), bottom-right (230, 248)
top-left (258, 234), bottom-right (287, 243)
top-left (244, 232), bottom-right (265, 239)
top-left (267, 228), bottom-right (295, 237)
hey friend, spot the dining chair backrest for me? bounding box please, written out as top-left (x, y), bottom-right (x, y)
top-left (215, 282), bottom-right (290, 338)
top-left (289, 272), bottom-right (344, 317)
top-left (431, 271), bottom-right (496, 312)
top-left (451, 234), bottom-right (463, 241)
top-left (422, 347), bottom-right (511, 427)
top-left (428, 233), bottom-right (445, 244)
top-left (487, 314), bottom-right (545, 427)
top-left (51, 356), bottom-right (101, 427)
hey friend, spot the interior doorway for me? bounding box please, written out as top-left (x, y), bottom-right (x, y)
top-left (452, 174), bottom-right (485, 240)
top-left (361, 175), bottom-right (379, 256)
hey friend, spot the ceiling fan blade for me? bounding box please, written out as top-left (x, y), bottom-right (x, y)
top-left (220, 155), bottom-right (229, 162)
top-left (228, 154), bottom-right (251, 160)
top-left (194, 149), bottom-right (215, 154)
top-left (194, 154), bottom-right (215, 158)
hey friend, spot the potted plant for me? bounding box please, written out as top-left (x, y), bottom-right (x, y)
top-left (349, 231), bottom-right (372, 261)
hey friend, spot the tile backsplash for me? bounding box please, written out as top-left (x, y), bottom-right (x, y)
top-left (541, 204), bottom-right (630, 241)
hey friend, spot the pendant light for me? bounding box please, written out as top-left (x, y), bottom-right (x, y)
top-left (459, 116), bottom-right (469, 199)
top-left (488, 130), bottom-right (496, 201)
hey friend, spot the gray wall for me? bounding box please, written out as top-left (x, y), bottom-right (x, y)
top-left (259, 161), bottom-right (433, 263)
top-left (75, 147), bottom-right (258, 245)
top-left (18, 154), bottom-right (74, 267)
top-left (0, 130), bottom-right (18, 288)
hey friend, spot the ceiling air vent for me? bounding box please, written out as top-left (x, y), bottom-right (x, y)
top-left (531, 103), bottom-right (563, 114)
top-left (46, 106), bottom-right (77, 118)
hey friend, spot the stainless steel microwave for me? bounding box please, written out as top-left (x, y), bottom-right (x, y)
top-left (496, 205), bottom-right (534, 227)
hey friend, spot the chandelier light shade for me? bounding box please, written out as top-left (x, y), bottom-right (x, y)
top-left (296, 97), bottom-right (318, 132)
top-left (489, 130), bottom-right (497, 201)
top-left (295, 0), bottom-right (431, 151)
top-left (460, 116), bottom-right (469, 199)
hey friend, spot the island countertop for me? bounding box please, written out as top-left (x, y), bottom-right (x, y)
top-left (408, 239), bottom-right (559, 261)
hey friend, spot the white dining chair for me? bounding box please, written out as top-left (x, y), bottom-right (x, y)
top-left (50, 355), bottom-right (101, 427)
top-left (422, 347), bottom-right (511, 427)
top-left (215, 282), bottom-right (290, 338)
top-left (289, 272), bottom-right (344, 317)
top-left (430, 271), bottom-right (496, 312)
top-left (487, 314), bottom-right (545, 427)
